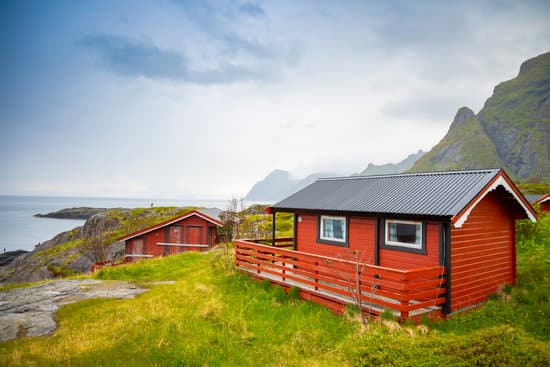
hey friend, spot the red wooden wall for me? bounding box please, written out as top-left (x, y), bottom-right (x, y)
top-left (449, 189), bottom-right (520, 313)
top-left (378, 222), bottom-right (440, 270)
top-left (294, 213), bottom-right (441, 270)
top-left (295, 214), bottom-right (376, 262)
top-left (125, 215), bottom-right (219, 261)
top-left (540, 200), bottom-right (550, 213)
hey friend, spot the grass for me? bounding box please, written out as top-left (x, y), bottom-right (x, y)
top-left (1, 217), bottom-right (549, 365)
top-left (32, 239), bottom-right (83, 259)
top-left (1, 253), bottom-right (355, 366)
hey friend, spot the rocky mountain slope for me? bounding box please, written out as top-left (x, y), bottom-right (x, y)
top-left (411, 51), bottom-right (550, 181)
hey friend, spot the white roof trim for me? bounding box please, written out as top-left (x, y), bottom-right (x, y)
top-left (538, 196), bottom-right (550, 204)
top-left (453, 176), bottom-right (537, 228)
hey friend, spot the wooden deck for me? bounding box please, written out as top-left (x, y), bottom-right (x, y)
top-left (235, 239), bottom-right (446, 320)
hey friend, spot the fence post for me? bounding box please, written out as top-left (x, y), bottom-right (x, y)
top-left (282, 255), bottom-right (286, 281)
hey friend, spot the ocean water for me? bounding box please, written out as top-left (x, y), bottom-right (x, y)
top-left (0, 196), bottom-right (230, 252)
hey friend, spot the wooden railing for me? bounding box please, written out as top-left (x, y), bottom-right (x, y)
top-left (235, 239), bottom-right (446, 320)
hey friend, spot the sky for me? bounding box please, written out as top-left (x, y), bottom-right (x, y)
top-left (1, 0), bottom-right (549, 199)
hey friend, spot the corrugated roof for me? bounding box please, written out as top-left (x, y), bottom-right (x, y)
top-left (272, 169), bottom-right (502, 218)
top-left (525, 194), bottom-right (545, 203)
top-left (198, 208), bottom-right (222, 222)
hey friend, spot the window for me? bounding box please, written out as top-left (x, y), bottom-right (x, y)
top-left (133, 239), bottom-right (144, 255)
top-left (385, 220), bottom-right (423, 250)
top-left (318, 215), bottom-right (347, 245)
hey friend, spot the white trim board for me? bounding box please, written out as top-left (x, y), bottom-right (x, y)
top-left (453, 176), bottom-right (536, 228)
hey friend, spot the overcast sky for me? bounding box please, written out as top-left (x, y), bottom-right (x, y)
top-left (1, 0), bottom-right (549, 199)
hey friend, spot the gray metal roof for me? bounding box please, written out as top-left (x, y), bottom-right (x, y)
top-left (198, 208), bottom-right (222, 222)
top-left (272, 169), bottom-right (502, 218)
top-left (524, 194), bottom-right (544, 203)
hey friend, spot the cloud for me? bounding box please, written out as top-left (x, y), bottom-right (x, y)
top-left (79, 34), bottom-right (187, 80)
top-left (239, 2), bottom-right (266, 17)
top-left (381, 94), bottom-right (464, 125)
top-left (174, 0), bottom-right (300, 69)
top-left (79, 33), bottom-right (277, 84)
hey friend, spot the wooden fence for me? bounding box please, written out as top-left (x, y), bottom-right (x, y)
top-left (235, 239), bottom-right (446, 320)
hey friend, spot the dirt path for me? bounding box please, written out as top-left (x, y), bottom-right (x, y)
top-left (0, 279), bottom-right (147, 342)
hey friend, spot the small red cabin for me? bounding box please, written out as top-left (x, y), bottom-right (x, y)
top-left (252, 169), bottom-right (536, 316)
top-left (119, 208), bottom-right (223, 263)
top-left (526, 193), bottom-right (550, 213)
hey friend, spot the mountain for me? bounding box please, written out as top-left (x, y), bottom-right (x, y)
top-left (244, 170), bottom-right (336, 202)
top-left (359, 150), bottom-right (425, 175)
top-left (245, 151), bottom-right (426, 201)
top-left (411, 107), bottom-right (505, 172)
top-left (411, 51), bottom-right (550, 181)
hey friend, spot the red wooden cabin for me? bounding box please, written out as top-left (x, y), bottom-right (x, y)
top-left (235, 169), bottom-right (536, 319)
top-left (526, 193), bottom-right (550, 213)
top-left (119, 208), bottom-right (223, 263)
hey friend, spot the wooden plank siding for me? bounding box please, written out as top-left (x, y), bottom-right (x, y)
top-left (379, 222), bottom-right (441, 270)
top-left (124, 215), bottom-right (219, 262)
top-left (449, 190), bottom-right (517, 313)
top-left (295, 214), bottom-right (377, 262)
top-left (295, 213), bottom-right (442, 270)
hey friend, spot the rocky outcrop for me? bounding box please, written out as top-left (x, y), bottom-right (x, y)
top-left (449, 107), bottom-right (475, 130)
top-left (410, 51), bottom-right (550, 181)
top-left (0, 207), bottom-right (189, 285)
top-left (0, 211), bottom-right (129, 285)
top-left (0, 250), bottom-right (28, 267)
top-left (0, 279), bottom-right (147, 341)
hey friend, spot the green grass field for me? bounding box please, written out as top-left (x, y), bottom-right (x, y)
top-left (1, 217), bottom-right (549, 366)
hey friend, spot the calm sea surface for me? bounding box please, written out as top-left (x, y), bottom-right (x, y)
top-left (0, 196), bottom-right (230, 252)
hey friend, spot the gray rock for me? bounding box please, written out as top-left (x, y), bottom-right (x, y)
top-left (0, 250), bottom-right (28, 267)
top-left (0, 279), bottom-right (147, 341)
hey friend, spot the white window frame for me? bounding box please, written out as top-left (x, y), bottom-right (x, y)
top-left (385, 219), bottom-right (423, 250)
top-left (319, 215), bottom-right (347, 243)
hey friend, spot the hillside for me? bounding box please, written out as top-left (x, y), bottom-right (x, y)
top-left (412, 107), bottom-right (505, 172)
top-left (411, 51), bottom-right (550, 180)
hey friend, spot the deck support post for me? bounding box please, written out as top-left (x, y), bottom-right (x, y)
top-left (401, 277), bottom-right (410, 320)
top-left (314, 261), bottom-right (319, 290)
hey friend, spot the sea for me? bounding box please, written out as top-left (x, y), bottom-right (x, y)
top-left (0, 195), bottom-right (230, 253)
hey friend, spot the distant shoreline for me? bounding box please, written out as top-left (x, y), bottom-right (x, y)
top-left (33, 207), bottom-right (112, 220)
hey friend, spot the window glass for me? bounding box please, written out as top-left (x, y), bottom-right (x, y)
top-left (320, 216), bottom-right (346, 242)
top-left (385, 220), bottom-right (422, 249)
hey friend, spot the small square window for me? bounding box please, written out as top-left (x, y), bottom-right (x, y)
top-left (319, 215), bottom-right (347, 245)
top-left (385, 220), bottom-right (423, 250)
